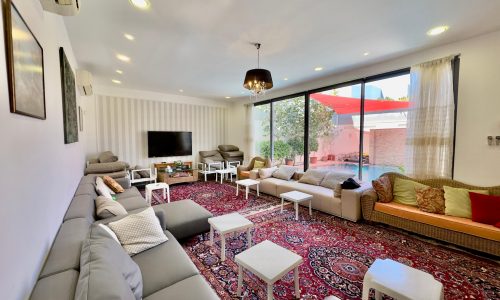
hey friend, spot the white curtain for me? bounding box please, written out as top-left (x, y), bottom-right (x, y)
top-left (405, 56), bottom-right (455, 178)
top-left (244, 104), bottom-right (256, 162)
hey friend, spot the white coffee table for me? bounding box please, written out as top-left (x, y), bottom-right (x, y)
top-left (145, 182), bottom-right (170, 205)
top-left (362, 259), bottom-right (444, 300)
top-left (215, 168), bottom-right (236, 183)
top-left (235, 240), bottom-right (303, 300)
top-left (208, 213), bottom-right (254, 261)
top-left (280, 191), bottom-right (313, 220)
top-left (235, 179), bottom-right (260, 200)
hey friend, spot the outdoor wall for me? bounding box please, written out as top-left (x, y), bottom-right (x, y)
top-left (83, 86), bottom-right (229, 166)
top-left (228, 29), bottom-right (500, 185)
top-left (0, 1), bottom-right (85, 299)
top-left (316, 125), bottom-right (369, 160)
top-left (368, 128), bottom-right (406, 167)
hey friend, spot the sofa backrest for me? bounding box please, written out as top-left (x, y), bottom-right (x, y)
top-left (218, 144), bottom-right (239, 152)
top-left (381, 172), bottom-right (500, 196)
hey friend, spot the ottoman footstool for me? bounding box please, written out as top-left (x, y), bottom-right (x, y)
top-left (154, 200), bottom-right (213, 240)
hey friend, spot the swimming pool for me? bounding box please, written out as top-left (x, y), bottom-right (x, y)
top-left (314, 163), bottom-right (402, 180)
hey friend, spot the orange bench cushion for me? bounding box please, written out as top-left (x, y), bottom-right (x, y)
top-left (374, 202), bottom-right (500, 241)
top-left (239, 171), bottom-right (250, 179)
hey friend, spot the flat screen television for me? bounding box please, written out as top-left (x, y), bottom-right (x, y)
top-left (147, 131), bottom-right (192, 157)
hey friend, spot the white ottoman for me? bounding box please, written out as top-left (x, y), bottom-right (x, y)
top-left (145, 182), bottom-right (170, 205)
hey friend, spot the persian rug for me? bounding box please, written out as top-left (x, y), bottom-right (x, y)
top-left (143, 181), bottom-right (500, 300)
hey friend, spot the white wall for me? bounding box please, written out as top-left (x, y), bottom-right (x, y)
top-left (83, 86), bottom-right (230, 166)
top-left (0, 1), bottom-right (85, 299)
top-left (228, 30), bottom-right (500, 185)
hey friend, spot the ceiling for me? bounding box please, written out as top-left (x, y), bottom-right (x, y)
top-left (64, 0), bottom-right (500, 100)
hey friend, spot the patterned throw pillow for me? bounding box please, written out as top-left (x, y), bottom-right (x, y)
top-left (415, 187), bottom-right (445, 214)
top-left (103, 176), bottom-right (125, 193)
top-left (258, 166), bottom-right (278, 179)
top-left (108, 207), bottom-right (168, 256)
top-left (372, 175), bottom-right (393, 203)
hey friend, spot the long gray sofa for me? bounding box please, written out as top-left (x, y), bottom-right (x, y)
top-left (30, 175), bottom-right (218, 300)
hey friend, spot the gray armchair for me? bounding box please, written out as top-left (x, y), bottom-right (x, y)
top-left (218, 145), bottom-right (244, 163)
top-left (84, 151), bottom-right (129, 178)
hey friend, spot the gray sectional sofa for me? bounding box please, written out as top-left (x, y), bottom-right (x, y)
top-left (30, 175), bottom-right (218, 300)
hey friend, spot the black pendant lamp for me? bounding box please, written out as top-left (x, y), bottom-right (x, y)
top-left (243, 43), bottom-right (273, 97)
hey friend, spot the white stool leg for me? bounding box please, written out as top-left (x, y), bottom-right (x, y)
top-left (294, 267), bottom-right (300, 299)
top-left (361, 278), bottom-right (371, 300)
top-left (374, 290), bottom-right (382, 300)
top-left (163, 188), bottom-right (166, 200)
top-left (257, 184), bottom-right (260, 196)
top-left (236, 184), bottom-right (239, 196)
top-left (295, 202), bottom-right (298, 220)
top-left (209, 225), bottom-right (214, 246)
top-left (220, 233), bottom-right (226, 261)
top-left (237, 265), bottom-right (243, 297)
top-left (281, 197), bottom-right (284, 213)
top-left (167, 185), bottom-right (170, 203)
top-left (245, 186), bottom-right (249, 200)
top-left (309, 199), bottom-right (312, 216)
top-left (267, 283), bottom-right (273, 300)
top-left (247, 227), bottom-right (252, 248)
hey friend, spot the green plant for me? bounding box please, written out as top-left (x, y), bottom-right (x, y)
top-left (259, 140), bottom-right (291, 163)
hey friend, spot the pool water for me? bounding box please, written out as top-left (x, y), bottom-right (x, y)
top-left (314, 163), bottom-right (402, 181)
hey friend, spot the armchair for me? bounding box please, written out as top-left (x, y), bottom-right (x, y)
top-left (198, 150), bottom-right (225, 181)
top-left (128, 165), bottom-right (157, 185)
top-left (218, 145), bottom-right (244, 163)
top-left (84, 151), bottom-right (129, 178)
top-left (237, 156), bottom-right (272, 179)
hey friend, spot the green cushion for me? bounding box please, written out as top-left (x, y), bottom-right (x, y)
top-left (443, 186), bottom-right (488, 218)
top-left (393, 178), bottom-right (428, 206)
top-left (252, 160), bottom-right (266, 170)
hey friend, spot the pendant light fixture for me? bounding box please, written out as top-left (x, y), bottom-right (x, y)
top-left (243, 43), bottom-right (273, 98)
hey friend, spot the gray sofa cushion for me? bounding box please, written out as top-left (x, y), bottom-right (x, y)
top-left (98, 151), bottom-right (118, 163)
top-left (40, 218), bottom-right (91, 278)
top-left (63, 194), bottom-right (96, 223)
top-left (74, 183), bottom-right (97, 198)
top-left (156, 200), bottom-right (212, 240)
top-left (30, 270), bottom-right (79, 300)
top-left (116, 186), bottom-right (143, 199)
top-left (220, 150), bottom-right (244, 158)
top-left (143, 275), bottom-right (219, 300)
top-left (84, 161), bottom-right (127, 175)
top-left (218, 144), bottom-right (239, 152)
top-left (116, 196), bottom-right (149, 211)
top-left (199, 150), bottom-right (220, 158)
top-left (132, 230), bottom-right (199, 297)
top-left (272, 165), bottom-right (298, 181)
top-left (75, 224), bottom-right (143, 300)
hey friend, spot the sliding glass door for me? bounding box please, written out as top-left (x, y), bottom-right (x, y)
top-left (253, 103), bottom-right (270, 158)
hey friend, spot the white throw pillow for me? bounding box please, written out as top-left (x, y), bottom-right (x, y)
top-left (272, 165), bottom-right (297, 181)
top-left (95, 196), bottom-right (128, 219)
top-left (108, 207), bottom-right (168, 256)
top-left (98, 224), bottom-right (121, 244)
top-left (258, 166), bottom-right (278, 179)
top-left (320, 171), bottom-right (355, 189)
top-left (95, 177), bottom-right (115, 198)
top-left (298, 169), bottom-right (328, 186)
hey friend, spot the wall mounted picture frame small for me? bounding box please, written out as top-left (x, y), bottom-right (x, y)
top-left (60, 47), bottom-right (78, 144)
top-left (3, 0), bottom-right (46, 119)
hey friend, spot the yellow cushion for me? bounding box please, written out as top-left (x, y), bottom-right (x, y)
top-left (443, 186), bottom-right (488, 218)
top-left (393, 178), bottom-right (428, 206)
top-left (374, 202), bottom-right (500, 241)
top-left (252, 160), bottom-right (266, 170)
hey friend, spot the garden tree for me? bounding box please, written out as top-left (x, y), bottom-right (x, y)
top-left (258, 97), bottom-right (335, 161)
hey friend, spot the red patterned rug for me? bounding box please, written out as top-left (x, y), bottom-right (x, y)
top-left (142, 181), bottom-right (499, 300)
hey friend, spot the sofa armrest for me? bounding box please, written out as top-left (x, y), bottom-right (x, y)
top-left (115, 177), bottom-right (131, 189)
top-left (152, 205), bottom-right (167, 230)
top-left (249, 170), bottom-right (259, 180)
top-left (360, 188), bottom-right (378, 221)
top-left (340, 182), bottom-right (372, 222)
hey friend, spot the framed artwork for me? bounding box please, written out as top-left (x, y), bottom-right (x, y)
top-left (3, 0), bottom-right (45, 119)
top-left (60, 47), bottom-right (78, 144)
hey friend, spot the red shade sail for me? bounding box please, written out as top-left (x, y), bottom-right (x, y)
top-left (311, 93), bottom-right (410, 115)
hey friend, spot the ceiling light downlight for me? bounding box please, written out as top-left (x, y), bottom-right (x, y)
top-left (243, 43), bottom-right (273, 99)
top-left (427, 25), bottom-right (449, 36)
top-left (116, 70), bottom-right (123, 74)
top-left (129, 0), bottom-right (150, 10)
top-left (112, 79), bottom-right (122, 84)
top-left (116, 54), bottom-right (131, 62)
top-left (314, 67), bottom-right (323, 71)
top-left (124, 33), bottom-right (135, 41)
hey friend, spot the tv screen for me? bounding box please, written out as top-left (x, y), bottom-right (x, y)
top-left (147, 131), bottom-right (192, 157)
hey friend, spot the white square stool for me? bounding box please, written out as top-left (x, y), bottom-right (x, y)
top-left (145, 182), bottom-right (170, 205)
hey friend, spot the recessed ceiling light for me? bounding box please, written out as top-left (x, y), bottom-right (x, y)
top-left (116, 54), bottom-right (131, 62)
top-left (314, 67), bottom-right (323, 71)
top-left (124, 33), bottom-right (135, 41)
top-left (284, 77), bottom-right (289, 81)
top-left (129, 0), bottom-right (150, 10)
top-left (116, 70), bottom-right (123, 74)
top-left (179, 89), bottom-right (184, 93)
top-left (112, 79), bottom-right (122, 84)
top-left (225, 96), bottom-right (231, 99)
top-left (427, 25), bottom-right (449, 36)
top-left (363, 52), bottom-right (370, 56)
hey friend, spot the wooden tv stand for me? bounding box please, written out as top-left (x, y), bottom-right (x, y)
top-left (154, 161), bottom-right (198, 185)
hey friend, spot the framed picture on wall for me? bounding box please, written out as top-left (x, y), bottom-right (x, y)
top-left (3, 0), bottom-right (46, 119)
top-left (60, 47), bottom-right (78, 144)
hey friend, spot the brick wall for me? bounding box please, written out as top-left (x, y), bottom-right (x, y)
top-left (368, 128), bottom-right (406, 166)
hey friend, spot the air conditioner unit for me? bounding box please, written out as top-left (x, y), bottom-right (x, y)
top-left (76, 70), bottom-right (93, 96)
top-left (40, 0), bottom-right (80, 16)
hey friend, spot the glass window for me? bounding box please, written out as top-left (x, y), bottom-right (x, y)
top-left (253, 104), bottom-right (270, 158)
top-left (272, 96), bottom-right (305, 170)
top-left (309, 84), bottom-right (361, 177)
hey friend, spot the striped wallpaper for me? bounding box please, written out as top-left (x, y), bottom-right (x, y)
top-left (94, 95), bottom-right (228, 167)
